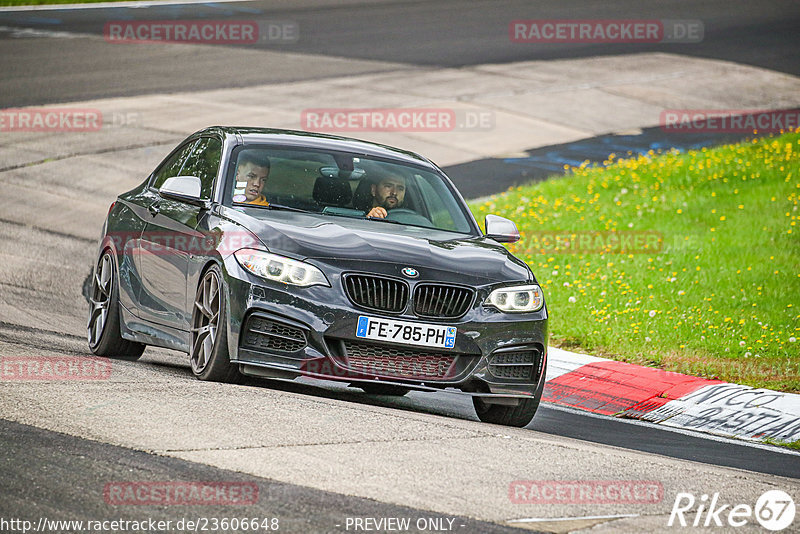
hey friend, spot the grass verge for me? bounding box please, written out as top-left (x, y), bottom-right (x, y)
top-left (763, 437), bottom-right (800, 450)
top-left (470, 132), bottom-right (800, 392)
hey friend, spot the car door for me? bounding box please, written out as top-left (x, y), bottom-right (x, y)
top-left (137, 136), bottom-right (222, 333)
top-left (121, 140), bottom-right (196, 320)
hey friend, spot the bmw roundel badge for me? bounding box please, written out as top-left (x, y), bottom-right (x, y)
top-left (401, 267), bottom-right (419, 278)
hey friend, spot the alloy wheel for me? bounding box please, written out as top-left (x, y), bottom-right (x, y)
top-left (87, 253), bottom-right (113, 347)
top-left (191, 270), bottom-right (221, 374)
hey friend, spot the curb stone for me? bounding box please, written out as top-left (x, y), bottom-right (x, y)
top-left (545, 347), bottom-right (800, 443)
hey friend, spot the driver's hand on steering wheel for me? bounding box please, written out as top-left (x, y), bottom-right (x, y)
top-left (367, 207), bottom-right (388, 218)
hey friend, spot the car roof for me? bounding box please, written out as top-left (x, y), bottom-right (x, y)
top-left (195, 126), bottom-right (439, 171)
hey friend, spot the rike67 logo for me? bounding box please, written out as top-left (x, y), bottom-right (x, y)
top-left (668, 490), bottom-right (795, 531)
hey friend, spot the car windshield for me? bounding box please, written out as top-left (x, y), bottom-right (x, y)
top-left (225, 146), bottom-right (477, 235)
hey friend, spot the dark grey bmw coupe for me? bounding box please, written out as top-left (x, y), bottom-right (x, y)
top-left (88, 127), bottom-right (548, 427)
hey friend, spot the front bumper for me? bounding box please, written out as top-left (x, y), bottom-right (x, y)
top-left (222, 256), bottom-right (548, 398)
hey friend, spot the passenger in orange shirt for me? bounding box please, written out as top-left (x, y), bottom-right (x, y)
top-left (237, 153), bottom-right (270, 206)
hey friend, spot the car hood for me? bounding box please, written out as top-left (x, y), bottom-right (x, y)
top-left (223, 208), bottom-right (531, 284)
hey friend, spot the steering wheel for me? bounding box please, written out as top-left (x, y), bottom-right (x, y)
top-left (385, 208), bottom-right (432, 226)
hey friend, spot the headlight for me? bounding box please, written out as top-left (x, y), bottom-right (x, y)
top-left (234, 248), bottom-right (330, 287)
top-left (485, 284), bottom-right (544, 313)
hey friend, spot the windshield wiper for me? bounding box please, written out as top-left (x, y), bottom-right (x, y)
top-left (265, 203), bottom-right (313, 213)
top-left (365, 216), bottom-right (403, 225)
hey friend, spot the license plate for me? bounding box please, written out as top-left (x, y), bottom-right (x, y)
top-left (355, 316), bottom-right (456, 349)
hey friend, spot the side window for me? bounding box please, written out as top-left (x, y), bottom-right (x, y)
top-left (180, 137), bottom-right (222, 200)
top-left (151, 141), bottom-right (197, 190)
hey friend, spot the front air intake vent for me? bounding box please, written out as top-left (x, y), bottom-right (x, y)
top-left (241, 316), bottom-right (307, 353)
top-left (488, 348), bottom-right (542, 380)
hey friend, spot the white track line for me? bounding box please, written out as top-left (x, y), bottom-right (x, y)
top-left (0, 0), bottom-right (247, 12)
top-left (0, 25), bottom-right (93, 38)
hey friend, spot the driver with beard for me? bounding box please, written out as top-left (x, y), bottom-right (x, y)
top-left (366, 173), bottom-right (406, 218)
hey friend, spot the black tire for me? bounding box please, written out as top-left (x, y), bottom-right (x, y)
top-left (472, 378), bottom-right (544, 427)
top-left (87, 251), bottom-right (145, 360)
top-left (360, 383), bottom-right (410, 396)
top-left (190, 265), bottom-right (241, 383)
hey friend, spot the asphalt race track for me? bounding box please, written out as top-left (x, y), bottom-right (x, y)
top-left (1, 1), bottom-right (799, 533)
top-left (0, 0), bottom-right (799, 106)
top-left (1, 419), bottom-right (527, 534)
